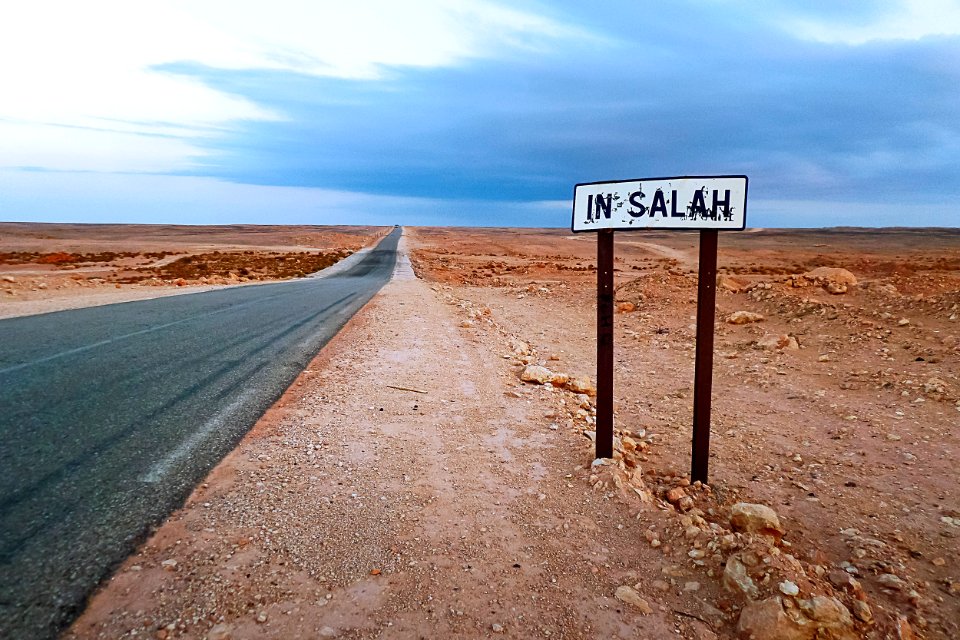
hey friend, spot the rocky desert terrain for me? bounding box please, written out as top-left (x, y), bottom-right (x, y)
top-left (0, 223), bottom-right (388, 319)
top-left (7, 224), bottom-right (957, 639)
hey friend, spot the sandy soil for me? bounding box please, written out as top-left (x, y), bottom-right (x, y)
top-left (52, 226), bottom-right (960, 639)
top-left (0, 223), bottom-right (387, 319)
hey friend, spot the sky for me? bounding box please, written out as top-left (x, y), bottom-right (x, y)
top-left (1, 0), bottom-right (959, 228)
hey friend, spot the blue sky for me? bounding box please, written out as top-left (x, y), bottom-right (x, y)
top-left (1, 1), bottom-right (959, 228)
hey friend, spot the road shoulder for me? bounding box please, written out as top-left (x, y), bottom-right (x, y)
top-left (66, 243), bottom-right (684, 639)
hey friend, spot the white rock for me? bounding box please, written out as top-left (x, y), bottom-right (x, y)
top-left (520, 365), bottom-right (553, 385)
top-left (723, 555), bottom-right (759, 599)
top-left (614, 585), bottom-right (653, 614)
top-left (730, 503), bottom-right (785, 540)
top-left (727, 310), bottom-right (765, 325)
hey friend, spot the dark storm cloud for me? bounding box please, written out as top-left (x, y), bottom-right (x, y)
top-left (158, 1), bottom-right (960, 225)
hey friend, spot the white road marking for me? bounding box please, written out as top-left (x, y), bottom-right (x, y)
top-left (0, 295), bottom-right (273, 377)
top-left (140, 387), bottom-right (258, 484)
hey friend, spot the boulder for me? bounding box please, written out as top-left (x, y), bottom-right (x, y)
top-left (727, 311), bottom-right (765, 325)
top-left (723, 554), bottom-right (759, 599)
top-left (548, 372), bottom-right (570, 387)
top-left (565, 375), bottom-right (596, 396)
top-left (798, 596), bottom-right (858, 640)
top-left (803, 267), bottom-right (857, 286)
top-left (737, 597), bottom-right (814, 640)
top-left (730, 503), bottom-right (784, 540)
top-left (520, 365), bottom-right (553, 385)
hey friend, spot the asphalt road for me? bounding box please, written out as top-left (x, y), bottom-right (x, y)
top-left (0, 228), bottom-right (400, 639)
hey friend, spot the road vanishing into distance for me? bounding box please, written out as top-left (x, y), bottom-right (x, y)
top-left (0, 228), bottom-right (400, 639)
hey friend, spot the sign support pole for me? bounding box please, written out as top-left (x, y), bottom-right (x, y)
top-left (691, 229), bottom-right (718, 483)
top-left (596, 229), bottom-right (615, 459)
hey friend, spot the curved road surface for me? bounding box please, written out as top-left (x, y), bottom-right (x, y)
top-left (0, 228), bottom-right (400, 639)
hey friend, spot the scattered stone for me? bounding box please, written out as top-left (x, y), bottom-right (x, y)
top-left (877, 573), bottom-right (906, 591)
top-left (850, 600), bottom-right (873, 624)
top-left (255, 611), bottom-right (268, 623)
top-left (779, 580), bottom-right (800, 596)
top-left (723, 555), bottom-right (759, 599)
top-left (520, 365), bottom-right (554, 385)
top-left (677, 496), bottom-right (694, 512)
top-left (0, 275), bottom-right (15, 283)
top-left (548, 372), bottom-right (569, 387)
top-left (491, 623), bottom-right (505, 633)
top-left (896, 616), bottom-right (918, 640)
top-left (825, 282), bottom-right (847, 295)
top-left (718, 275), bottom-right (747, 292)
top-left (617, 301), bottom-right (636, 313)
top-left (509, 338), bottom-right (531, 356)
top-left (666, 487), bottom-right (687, 505)
top-left (898, 318), bottom-right (911, 327)
top-left (736, 596), bottom-right (811, 640)
top-left (651, 579), bottom-right (670, 592)
top-left (208, 623), bottom-right (232, 640)
top-left (756, 334), bottom-right (800, 350)
top-left (614, 585), bottom-right (653, 614)
top-left (727, 311), bottom-right (765, 325)
top-left (923, 377), bottom-right (948, 395)
top-left (160, 559), bottom-right (177, 571)
top-left (564, 375), bottom-right (596, 396)
top-left (319, 626), bottom-right (338, 637)
top-left (798, 596), bottom-right (857, 639)
top-left (683, 581), bottom-right (701, 592)
top-left (730, 503), bottom-right (785, 541)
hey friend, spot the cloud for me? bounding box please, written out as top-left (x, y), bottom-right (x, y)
top-left (159, 8), bottom-right (960, 212)
top-left (779, 0), bottom-right (960, 44)
top-left (0, 169), bottom-right (575, 227)
top-left (2, 1), bottom-right (958, 227)
top-left (0, 1), bottom-right (586, 174)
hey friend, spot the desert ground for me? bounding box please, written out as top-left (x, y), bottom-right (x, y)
top-left (0, 223), bottom-right (388, 319)
top-left (3, 224), bottom-right (958, 639)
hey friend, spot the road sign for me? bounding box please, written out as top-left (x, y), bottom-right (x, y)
top-left (571, 175), bottom-right (748, 483)
top-left (572, 175), bottom-right (748, 232)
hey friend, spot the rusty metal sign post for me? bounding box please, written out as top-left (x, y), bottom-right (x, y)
top-left (571, 175), bottom-right (748, 483)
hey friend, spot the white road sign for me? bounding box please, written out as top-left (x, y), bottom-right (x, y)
top-left (572, 175), bottom-right (748, 232)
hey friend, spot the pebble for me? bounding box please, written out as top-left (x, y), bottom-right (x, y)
top-left (491, 623), bottom-right (505, 633)
top-left (877, 573), bottom-right (906, 590)
top-left (614, 585), bottom-right (653, 614)
top-left (651, 580), bottom-right (670, 592)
